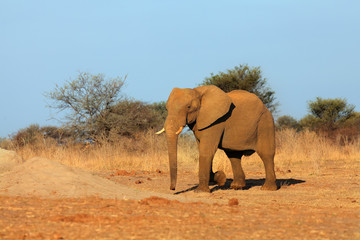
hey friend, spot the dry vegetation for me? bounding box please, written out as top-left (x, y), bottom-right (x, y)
top-left (9, 129), bottom-right (360, 177)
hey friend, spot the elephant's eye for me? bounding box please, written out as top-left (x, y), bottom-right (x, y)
top-left (187, 104), bottom-right (191, 109)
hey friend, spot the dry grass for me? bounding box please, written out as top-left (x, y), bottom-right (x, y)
top-left (12, 129), bottom-right (360, 175)
top-left (275, 129), bottom-right (360, 173)
top-left (13, 131), bottom-right (168, 171)
top-left (215, 129), bottom-right (360, 176)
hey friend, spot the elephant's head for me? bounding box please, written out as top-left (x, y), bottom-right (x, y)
top-left (157, 85), bottom-right (232, 190)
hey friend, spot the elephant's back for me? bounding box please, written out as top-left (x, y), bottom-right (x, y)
top-left (227, 90), bottom-right (264, 108)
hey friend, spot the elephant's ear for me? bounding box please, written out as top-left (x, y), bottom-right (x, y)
top-left (194, 85), bottom-right (232, 130)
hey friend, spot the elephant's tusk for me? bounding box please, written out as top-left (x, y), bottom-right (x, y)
top-left (175, 126), bottom-right (184, 135)
top-left (155, 128), bottom-right (165, 135)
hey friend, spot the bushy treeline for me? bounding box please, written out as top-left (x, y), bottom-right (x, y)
top-left (276, 98), bottom-right (360, 142)
top-left (2, 71), bottom-right (167, 148)
top-left (3, 101), bottom-right (167, 149)
top-left (2, 66), bottom-right (359, 149)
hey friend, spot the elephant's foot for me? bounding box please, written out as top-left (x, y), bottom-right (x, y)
top-left (231, 180), bottom-right (245, 190)
top-left (214, 171), bottom-right (226, 187)
top-left (194, 185), bottom-right (211, 193)
top-left (260, 181), bottom-right (278, 191)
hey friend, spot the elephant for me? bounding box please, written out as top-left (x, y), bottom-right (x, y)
top-left (156, 85), bottom-right (277, 192)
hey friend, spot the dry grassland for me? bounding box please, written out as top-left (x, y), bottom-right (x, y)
top-left (15, 129), bottom-right (360, 177)
top-left (2, 129), bottom-right (360, 239)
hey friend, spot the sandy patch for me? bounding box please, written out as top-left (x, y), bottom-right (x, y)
top-left (0, 157), bottom-right (196, 201)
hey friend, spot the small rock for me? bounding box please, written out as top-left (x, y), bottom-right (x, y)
top-left (228, 198), bottom-right (239, 206)
top-left (135, 180), bottom-right (143, 184)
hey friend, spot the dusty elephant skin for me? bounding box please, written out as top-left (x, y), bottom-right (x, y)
top-left (157, 85), bottom-right (277, 192)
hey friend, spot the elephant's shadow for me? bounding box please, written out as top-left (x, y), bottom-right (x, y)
top-left (174, 178), bottom-right (305, 194)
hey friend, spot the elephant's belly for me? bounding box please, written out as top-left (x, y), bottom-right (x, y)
top-left (220, 129), bottom-right (258, 151)
top-left (219, 141), bottom-right (256, 152)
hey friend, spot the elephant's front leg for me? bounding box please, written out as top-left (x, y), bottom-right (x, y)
top-left (195, 137), bottom-right (219, 193)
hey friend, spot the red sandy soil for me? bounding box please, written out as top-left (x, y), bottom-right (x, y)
top-left (0, 157), bottom-right (359, 239)
top-left (0, 194), bottom-right (358, 240)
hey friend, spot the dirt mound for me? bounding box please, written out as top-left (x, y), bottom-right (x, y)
top-left (0, 157), bottom-right (179, 200)
top-left (0, 148), bottom-right (23, 173)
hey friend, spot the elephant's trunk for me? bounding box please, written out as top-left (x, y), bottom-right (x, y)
top-left (164, 116), bottom-right (185, 191)
top-left (166, 132), bottom-right (178, 190)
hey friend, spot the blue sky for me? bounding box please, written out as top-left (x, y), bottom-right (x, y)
top-left (1, 1), bottom-right (359, 137)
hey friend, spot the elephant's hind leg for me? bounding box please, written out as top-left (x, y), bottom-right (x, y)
top-left (209, 163), bottom-right (226, 187)
top-left (257, 152), bottom-right (277, 190)
top-left (257, 110), bottom-right (277, 191)
top-left (256, 146), bottom-right (277, 190)
top-left (225, 151), bottom-right (246, 190)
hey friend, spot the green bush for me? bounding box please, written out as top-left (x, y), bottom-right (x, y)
top-left (95, 100), bottom-right (167, 139)
top-left (200, 64), bottom-right (278, 113)
top-left (276, 115), bottom-right (300, 131)
top-left (300, 97), bottom-right (355, 131)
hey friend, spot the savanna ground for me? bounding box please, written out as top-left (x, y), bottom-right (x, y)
top-left (1, 129), bottom-right (359, 239)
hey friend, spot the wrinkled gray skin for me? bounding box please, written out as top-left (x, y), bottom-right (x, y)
top-left (161, 85), bottom-right (277, 192)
